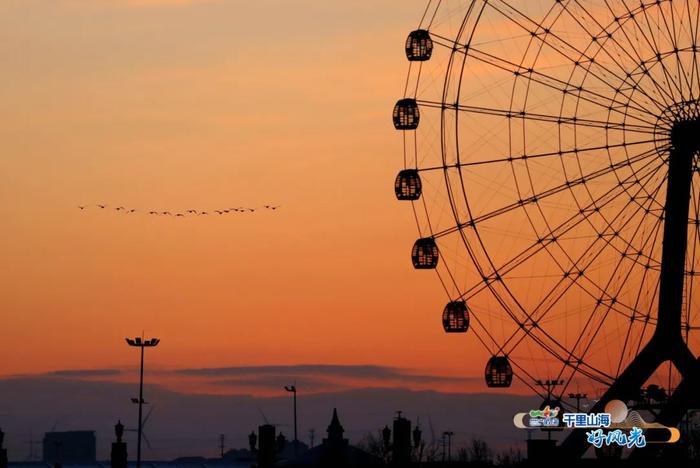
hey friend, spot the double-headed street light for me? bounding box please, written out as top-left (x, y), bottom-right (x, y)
top-left (126, 337), bottom-right (160, 468)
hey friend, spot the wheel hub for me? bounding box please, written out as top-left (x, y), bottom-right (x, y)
top-left (659, 100), bottom-right (700, 154)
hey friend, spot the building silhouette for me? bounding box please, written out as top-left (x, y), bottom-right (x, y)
top-left (291, 409), bottom-right (381, 467)
top-left (257, 424), bottom-right (276, 468)
top-left (42, 431), bottom-right (96, 464)
top-left (0, 428), bottom-right (7, 468)
top-left (391, 414), bottom-right (411, 465)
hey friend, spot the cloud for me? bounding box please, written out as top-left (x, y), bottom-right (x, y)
top-left (175, 364), bottom-right (476, 386)
top-left (46, 368), bottom-right (124, 377)
top-left (177, 364), bottom-right (402, 378)
top-left (212, 375), bottom-right (342, 391)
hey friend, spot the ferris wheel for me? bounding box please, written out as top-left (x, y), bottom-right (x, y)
top-left (395, 0), bottom-right (700, 457)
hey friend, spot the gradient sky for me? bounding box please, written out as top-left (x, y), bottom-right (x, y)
top-left (0, 0), bottom-right (498, 394)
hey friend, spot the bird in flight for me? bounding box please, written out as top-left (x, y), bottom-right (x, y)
top-left (78, 203), bottom-right (281, 217)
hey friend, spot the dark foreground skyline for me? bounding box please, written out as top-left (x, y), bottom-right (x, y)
top-left (0, 375), bottom-right (536, 461)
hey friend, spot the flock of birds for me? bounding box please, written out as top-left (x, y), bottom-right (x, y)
top-left (78, 204), bottom-right (281, 217)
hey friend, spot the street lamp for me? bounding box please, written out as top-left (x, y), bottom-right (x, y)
top-left (126, 336), bottom-right (160, 468)
top-left (284, 385), bottom-right (298, 455)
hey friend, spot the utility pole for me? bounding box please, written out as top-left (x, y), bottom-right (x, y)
top-left (219, 434), bottom-right (225, 458)
top-left (537, 379), bottom-right (564, 441)
top-left (126, 336), bottom-right (160, 468)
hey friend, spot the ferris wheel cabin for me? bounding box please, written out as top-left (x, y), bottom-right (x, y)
top-left (411, 237), bottom-right (439, 269)
top-left (393, 98), bottom-right (420, 130)
top-left (485, 356), bottom-right (513, 388)
top-left (394, 169), bottom-right (422, 201)
top-left (405, 29), bottom-right (433, 61)
top-left (442, 301), bottom-right (469, 333)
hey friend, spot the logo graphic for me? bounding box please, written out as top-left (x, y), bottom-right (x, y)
top-left (526, 405), bottom-right (560, 427)
top-left (513, 399), bottom-right (681, 446)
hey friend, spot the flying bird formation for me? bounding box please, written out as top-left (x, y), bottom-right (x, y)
top-left (78, 204), bottom-right (281, 217)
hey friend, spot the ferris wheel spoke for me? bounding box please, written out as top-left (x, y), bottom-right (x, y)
top-left (430, 34), bottom-right (661, 124)
top-left (457, 148), bottom-right (664, 340)
top-left (600, 0), bottom-right (681, 110)
top-left (466, 300), bottom-right (569, 394)
top-left (566, 0), bottom-right (680, 111)
top-left (430, 147), bottom-right (659, 240)
top-left (418, 99), bottom-right (657, 133)
top-left (504, 323), bottom-right (614, 386)
top-left (459, 151), bottom-right (663, 360)
top-left (530, 170), bottom-right (666, 328)
top-left (636, 2), bottom-right (689, 102)
top-left (558, 0), bottom-right (675, 112)
top-left (666, 4), bottom-right (696, 100)
top-left (562, 175), bottom-right (668, 378)
top-left (470, 318), bottom-right (550, 399)
top-left (566, 1), bottom-right (690, 109)
top-left (492, 162), bottom-right (667, 376)
top-left (617, 264), bottom-right (661, 378)
top-left (487, 0), bottom-right (675, 116)
top-left (691, 1), bottom-right (700, 101)
top-left (415, 138), bottom-right (660, 172)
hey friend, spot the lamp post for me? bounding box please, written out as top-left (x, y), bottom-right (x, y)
top-left (284, 385), bottom-right (298, 456)
top-left (126, 336), bottom-right (160, 468)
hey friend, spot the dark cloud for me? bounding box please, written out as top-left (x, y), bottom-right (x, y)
top-left (175, 364), bottom-right (476, 385)
top-left (176, 364), bottom-right (400, 378)
top-left (46, 368), bottom-right (123, 377)
top-left (212, 375), bottom-right (342, 391)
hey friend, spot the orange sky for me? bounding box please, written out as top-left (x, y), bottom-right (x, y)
top-left (0, 0), bottom-right (495, 393)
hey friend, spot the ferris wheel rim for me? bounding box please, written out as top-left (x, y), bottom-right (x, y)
top-left (399, 0), bottom-right (700, 399)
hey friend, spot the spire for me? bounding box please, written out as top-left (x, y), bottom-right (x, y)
top-left (326, 408), bottom-right (344, 443)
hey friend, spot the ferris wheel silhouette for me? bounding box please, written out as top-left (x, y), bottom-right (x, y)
top-left (394, 0), bottom-right (700, 458)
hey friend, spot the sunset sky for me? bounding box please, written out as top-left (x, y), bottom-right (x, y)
top-left (0, 0), bottom-right (495, 395)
